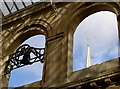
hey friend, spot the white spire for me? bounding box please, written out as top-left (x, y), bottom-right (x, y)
top-left (86, 37), bottom-right (92, 68)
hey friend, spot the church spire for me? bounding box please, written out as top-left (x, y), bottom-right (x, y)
top-left (86, 37), bottom-right (92, 68)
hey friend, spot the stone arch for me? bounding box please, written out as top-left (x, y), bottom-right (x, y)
top-left (8, 35), bottom-right (45, 87)
top-left (73, 11), bottom-right (118, 71)
top-left (2, 18), bottom-right (52, 87)
top-left (58, 2), bottom-right (119, 34)
top-left (3, 18), bottom-right (52, 55)
top-left (61, 2), bottom-right (120, 79)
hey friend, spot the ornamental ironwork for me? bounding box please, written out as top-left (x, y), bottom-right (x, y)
top-left (5, 44), bottom-right (45, 74)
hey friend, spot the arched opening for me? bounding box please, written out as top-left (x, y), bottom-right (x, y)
top-left (73, 11), bottom-right (119, 71)
top-left (8, 35), bottom-right (45, 87)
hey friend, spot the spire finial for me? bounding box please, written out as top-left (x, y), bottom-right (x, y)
top-left (86, 37), bottom-right (90, 46)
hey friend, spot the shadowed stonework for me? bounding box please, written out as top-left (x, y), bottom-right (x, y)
top-left (1, 1), bottom-right (120, 89)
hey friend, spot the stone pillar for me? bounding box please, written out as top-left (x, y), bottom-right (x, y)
top-left (0, 10), bottom-right (2, 89)
top-left (1, 36), bottom-right (11, 88)
top-left (0, 70), bottom-right (10, 88)
top-left (1, 56), bottom-right (10, 88)
top-left (43, 32), bottom-right (68, 87)
top-left (2, 74), bottom-right (9, 87)
top-left (117, 12), bottom-right (120, 58)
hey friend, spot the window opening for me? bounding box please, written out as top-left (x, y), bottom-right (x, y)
top-left (8, 35), bottom-right (45, 87)
top-left (73, 11), bottom-right (119, 71)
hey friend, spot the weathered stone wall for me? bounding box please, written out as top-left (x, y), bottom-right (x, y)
top-left (15, 58), bottom-right (120, 88)
top-left (1, 2), bottom-right (120, 88)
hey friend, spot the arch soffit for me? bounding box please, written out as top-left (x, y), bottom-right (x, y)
top-left (4, 19), bottom-right (52, 55)
top-left (18, 19), bottom-right (52, 37)
top-left (58, 2), bottom-right (120, 34)
top-left (72, 3), bottom-right (120, 33)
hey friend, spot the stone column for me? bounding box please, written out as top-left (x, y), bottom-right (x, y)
top-left (43, 32), bottom-right (68, 87)
top-left (1, 37), bottom-right (11, 88)
top-left (2, 74), bottom-right (9, 87)
top-left (117, 12), bottom-right (120, 58)
top-left (1, 56), bottom-right (10, 88)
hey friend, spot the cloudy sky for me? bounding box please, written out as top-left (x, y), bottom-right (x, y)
top-left (8, 11), bottom-right (119, 87)
top-left (73, 11), bottom-right (119, 71)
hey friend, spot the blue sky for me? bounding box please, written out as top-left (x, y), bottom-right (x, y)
top-left (8, 35), bottom-right (45, 87)
top-left (73, 11), bottom-right (119, 71)
top-left (8, 11), bottom-right (119, 87)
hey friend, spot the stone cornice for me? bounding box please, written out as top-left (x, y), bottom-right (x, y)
top-left (46, 32), bottom-right (64, 43)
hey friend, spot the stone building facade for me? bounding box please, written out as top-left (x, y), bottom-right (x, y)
top-left (1, 2), bottom-right (120, 88)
